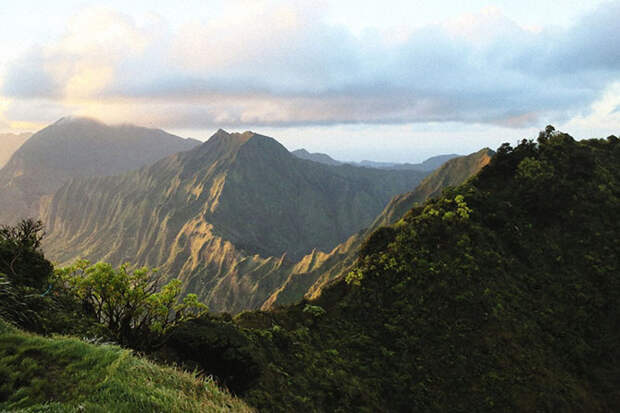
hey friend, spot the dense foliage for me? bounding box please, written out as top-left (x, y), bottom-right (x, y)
top-left (0, 219), bottom-right (50, 289)
top-left (56, 261), bottom-right (207, 345)
top-left (162, 129), bottom-right (618, 412)
top-left (0, 219), bottom-right (105, 336)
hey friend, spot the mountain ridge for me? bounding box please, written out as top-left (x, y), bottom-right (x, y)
top-left (0, 117), bottom-right (200, 225)
top-left (41, 129), bottom-right (432, 312)
top-left (228, 132), bottom-right (620, 412)
top-left (261, 147), bottom-right (494, 308)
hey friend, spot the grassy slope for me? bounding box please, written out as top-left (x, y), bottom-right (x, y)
top-left (0, 319), bottom-right (252, 413)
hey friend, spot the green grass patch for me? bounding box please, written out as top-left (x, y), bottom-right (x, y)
top-left (0, 319), bottom-right (252, 412)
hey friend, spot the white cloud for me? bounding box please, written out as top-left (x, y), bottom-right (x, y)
top-left (1, 1), bottom-right (620, 136)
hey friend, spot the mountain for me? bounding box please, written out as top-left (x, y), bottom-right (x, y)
top-left (0, 117), bottom-right (200, 225)
top-left (291, 147), bottom-right (459, 170)
top-left (0, 132), bottom-right (31, 168)
top-left (290, 148), bottom-right (342, 166)
top-left (41, 129), bottom-right (428, 312)
top-left (416, 153), bottom-right (462, 170)
top-left (165, 131), bottom-right (618, 412)
top-left (355, 154), bottom-right (459, 170)
top-left (261, 147), bottom-right (494, 308)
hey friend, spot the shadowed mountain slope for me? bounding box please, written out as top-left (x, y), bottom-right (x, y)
top-left (42, 130), bottom-right (429, 312)
top-left (262, 147), bottom-right (494, 308)
top-left (0, 117), bottom-right (200, 225)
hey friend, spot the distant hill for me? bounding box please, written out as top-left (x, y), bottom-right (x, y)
top-left (42, 129), bottom-right (429, 311)
top-left (0, 117), bottom-right (200, 225)
top-left (291, 148), bottom-right (459, 171)
top-left (0, 132), bottom-right (31, 168)
top-left (291, 148), bottom-right (342, 166)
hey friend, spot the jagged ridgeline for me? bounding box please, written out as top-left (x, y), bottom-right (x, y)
top-left (213, 131), bottom-right (619, 412)
top-left (0, 117), bottom-right (200, 225)
top-left (41, 129), bottom-right (433, 312)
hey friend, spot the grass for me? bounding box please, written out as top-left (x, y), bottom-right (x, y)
top-left (0, 319), bottom-right (253, 412)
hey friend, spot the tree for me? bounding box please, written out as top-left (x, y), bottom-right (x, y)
top-left (55, 260), bottom-right (207, 345)
top-left (0, 219), bottom-right (51, 289)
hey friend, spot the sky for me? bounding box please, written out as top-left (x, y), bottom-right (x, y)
top-left (1, 0), bottom-right (619, 161)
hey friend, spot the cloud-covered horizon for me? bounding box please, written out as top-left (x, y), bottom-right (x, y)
top-left (1, 1), bottom-right (620, 137)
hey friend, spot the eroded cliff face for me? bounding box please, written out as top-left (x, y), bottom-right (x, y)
top-left (42, 129), bottom-right (431, 312)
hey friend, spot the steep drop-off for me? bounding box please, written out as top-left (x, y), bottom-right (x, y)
top-left (0, 117), bottom-right (200, 224)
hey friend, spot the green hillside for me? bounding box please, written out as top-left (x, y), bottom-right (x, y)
top-left (2, 128), bottom-right (617, 412)
top-left (160, 129), bottom-right (619, 412)
top-left (0, 318), bottom-right (251, 412)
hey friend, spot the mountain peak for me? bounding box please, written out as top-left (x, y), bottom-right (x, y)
top-left (0, 118), bottom-right (200, 224)
top-left (200, 130), bottom-right (287, 161)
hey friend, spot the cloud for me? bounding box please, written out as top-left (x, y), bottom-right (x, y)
top-left (2, 1), bottom-right (620, 130)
